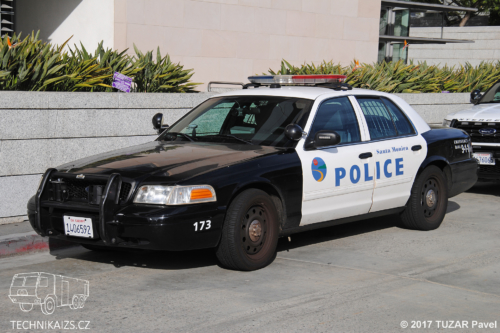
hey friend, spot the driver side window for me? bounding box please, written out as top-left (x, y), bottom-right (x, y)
top-left (181, 101), bottom-right (234, 136)
top-left (309, 97), bottom-right (361, 144)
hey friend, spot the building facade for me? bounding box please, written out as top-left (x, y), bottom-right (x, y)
top-left (17, 0), bottom-right (381, 90)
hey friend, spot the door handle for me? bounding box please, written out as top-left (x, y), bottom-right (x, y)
top-left (359, 152), bottom-right (372, 159)
top-left (412, 145), bottom-right (422, 151)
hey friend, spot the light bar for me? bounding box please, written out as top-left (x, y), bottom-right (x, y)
top-left (248, 74), bottom-right (347, 85)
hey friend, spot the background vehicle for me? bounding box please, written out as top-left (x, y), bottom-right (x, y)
top-left (27, 75), bottom-right (477, 271)
top-left (9, 272), bottom-right (89, 314)
top-left (443, 80), bottom-right (500, 181)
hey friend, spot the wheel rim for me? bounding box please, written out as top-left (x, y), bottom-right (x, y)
top-left (421, 177), bottom-right (440, 219)
top-left (46, 298), bottom-right (55, 313)
top-left (241, 206), bottom-right (268, 255)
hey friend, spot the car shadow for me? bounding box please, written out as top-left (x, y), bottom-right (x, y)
top-left (49, 240), bottom-right (219, 270)
top-left (48, 208), bottom-right (457, 270)
top-left (467, 182), bottom-right (500, 196)
top-left (447, 201), bottom-right (460, 214)
top-left (277, 214), bottom-right (401, 253)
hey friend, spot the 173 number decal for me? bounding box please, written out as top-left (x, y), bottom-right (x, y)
top-left (194, 220), bottom-right (211, 232)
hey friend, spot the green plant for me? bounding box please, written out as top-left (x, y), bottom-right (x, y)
top-left (0, 31), bottom-right (66, 91)
top-left (131, 45), bottom-right (200, 93)
top-left (267, 59), bottom-right (500, 93)
top-left (0, 31), bottom-right (200, 92)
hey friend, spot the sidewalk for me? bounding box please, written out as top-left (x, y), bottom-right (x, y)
top-left (0, 220), bottom-right (77, 258)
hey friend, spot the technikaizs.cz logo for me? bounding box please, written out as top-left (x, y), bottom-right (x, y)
top-left (8, 272), bottom-right (89, 315)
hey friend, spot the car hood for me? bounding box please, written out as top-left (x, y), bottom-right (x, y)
top-left (56, 141), bottom-right (286, 183)
top-left (445, 103), bottom-right (500, 121)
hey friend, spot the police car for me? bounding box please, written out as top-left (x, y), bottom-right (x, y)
top-left (28, 75), bottom-right (477, 271)
top-left (443, 80), bottom-right (500, 181)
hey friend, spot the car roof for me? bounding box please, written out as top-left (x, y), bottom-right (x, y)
top-left (212, 86), bottom-right (390, 100)
top-left (212, 86), bottom-right (431, 134)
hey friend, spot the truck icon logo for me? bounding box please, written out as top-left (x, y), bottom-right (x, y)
top-left (8, 272), bottom-right (89, 315)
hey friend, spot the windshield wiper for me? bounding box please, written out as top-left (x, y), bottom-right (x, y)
top-left (162, 132), bottom-right (194, 142)
top-left (210, 134), bottom-right (254, 145)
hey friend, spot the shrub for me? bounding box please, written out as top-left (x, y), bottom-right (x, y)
top-left (268, 59), bottom-right (500, 93)
top-left (0, 31), bottom-right (200, 92)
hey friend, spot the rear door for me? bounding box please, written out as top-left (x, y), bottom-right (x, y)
top-left (354, 96), bottom-right (427, 212)
top-left (298, 96), bottom-right (378, 225)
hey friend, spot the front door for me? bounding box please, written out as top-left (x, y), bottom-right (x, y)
top-left (298, 96), bottom-right (377, 225)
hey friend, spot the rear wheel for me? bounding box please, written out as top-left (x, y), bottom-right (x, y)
top-left (70, 295), bottom-right (79, 310)
top-left (216, 189), bottom-right (279, 271)
top-left (79, 295), bottom-right (86, 308)
top-left (400, 165), bottom-right (448, 230)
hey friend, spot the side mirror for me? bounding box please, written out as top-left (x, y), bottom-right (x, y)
top-left (471, 89), bottom-right (482, 105)
top-left (284, 124), bottom-right (304, 141)
top-left (313, 130), bottom-right (341, 148)
top-left (152, 113), bottom-right (168, 134)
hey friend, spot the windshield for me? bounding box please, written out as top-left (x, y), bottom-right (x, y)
top-left (158, 96), bottom-right (313, 147)
top-left (479, 81), bottom-right (500, 104)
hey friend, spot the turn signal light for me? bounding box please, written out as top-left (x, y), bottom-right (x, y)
top-left (190, 188), bottom-right (214, 200)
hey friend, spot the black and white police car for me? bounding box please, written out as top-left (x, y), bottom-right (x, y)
top-left (28, 75), bottom-right (477, 271)
top-left (443, 80), bottom-right (500, 181)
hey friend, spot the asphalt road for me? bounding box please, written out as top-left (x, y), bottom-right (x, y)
top-left (1, 183), bottom-right (499, 333)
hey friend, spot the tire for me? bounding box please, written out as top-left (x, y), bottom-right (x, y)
top-left (70, 295), bottom-right (79, 310)
top-left (216, 189), bottom-right (280, 271)
top-left (19, 303), bottom-right (33, 312)
top-left (400, 165), bottom-right (448, 231)
top-left (79, 296), bottom-right (86, 308)
top-left (41, 296), bottom-right (55, 315)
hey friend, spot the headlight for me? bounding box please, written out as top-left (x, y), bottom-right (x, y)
top-left (133, 185), bottom-right (216, 205)
top-left (442, 119), bottom-right (452, 127)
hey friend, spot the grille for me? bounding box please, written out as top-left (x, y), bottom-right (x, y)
top-left (63, 179), bottom-right (132, 203)
top-left (479, 164), bottom-right (500, 174)
top-left (120, 182), bottom-right (132, 201)
top-left (454, 121), bottom-right (500, 144)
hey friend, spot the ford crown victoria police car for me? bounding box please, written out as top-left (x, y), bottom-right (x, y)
top-left (443, 80), bottom-right (500, 181)
top-left (28, 75), bottom-right (477, 271)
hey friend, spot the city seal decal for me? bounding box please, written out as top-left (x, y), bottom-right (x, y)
top-left (312, 157), bottom-right (327, 182)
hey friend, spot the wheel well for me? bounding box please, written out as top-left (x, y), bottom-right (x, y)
top-left (422, 160), bottom-right (452, 192)
top-left (229, 183), bottom-right (286, 230)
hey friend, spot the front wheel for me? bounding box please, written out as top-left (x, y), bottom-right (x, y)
top-left (41, 296), bottom-right (56, 315)
top-left (19, 303), bottom-right (33, 312)
top-left (400, 165), bottom-right (448, 230)
top-left (216, 189), bottom-right (280, 271)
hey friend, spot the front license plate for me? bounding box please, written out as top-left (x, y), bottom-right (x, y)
top-left (64, 216), bottom-right (94, 238)
top-left (473, 153), bottom-right (495, 165)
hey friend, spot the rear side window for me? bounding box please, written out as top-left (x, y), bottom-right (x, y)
top-left (381, 98), bottom-right (415, 136)
top-left (309, 97), bottom-right (361, 144)
top-left (357, 98), bottom-right (397, 140)
top-left (357, 97), bottom-right (415, 140)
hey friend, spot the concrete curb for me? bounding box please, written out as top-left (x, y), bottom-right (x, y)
top-left (0, 231), bottom-right (77, 258)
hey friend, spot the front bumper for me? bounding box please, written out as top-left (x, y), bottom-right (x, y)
top-left (28, 170), bottom-right (225, 251)
top-left (472, 144), bottom-right (500, 181)
top-left (28, 198), bottom-right (225, 251)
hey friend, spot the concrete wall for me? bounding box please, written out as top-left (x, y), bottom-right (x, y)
top-left (409, 26), bottom-right (500, 67)
top-left (0, 91), bottom-right (472, 224)
top-left (0, 92), bottom-right (215, 224)
top-left (114, 0), bottom-right (382, 91)
top-left (17, 0), bottom-right (114, 50)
